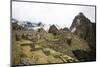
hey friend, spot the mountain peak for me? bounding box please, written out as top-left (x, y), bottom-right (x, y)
top-left (70, 12), bottom-right (90, 31)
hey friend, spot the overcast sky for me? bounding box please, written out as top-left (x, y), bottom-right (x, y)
top-left (12, 1), bottom-right (95, 28)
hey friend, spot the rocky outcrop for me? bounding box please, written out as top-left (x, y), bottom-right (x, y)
top-left (59, 27), bottom-right (70, 33)
top-left (70, 12), bottom-right (96, 61)
top-left (70, 12), bottom-right (96, 48)
top-left (48, 25), bottom-right (59, 35)
top-left (12, 19), bottom-right (26, 30)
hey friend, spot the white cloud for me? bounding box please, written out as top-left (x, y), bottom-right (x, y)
top-left (12, 1), bottom-right (95, 28)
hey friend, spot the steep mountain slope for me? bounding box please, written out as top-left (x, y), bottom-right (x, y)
top-left (70, 12), bottom-right (96, 61)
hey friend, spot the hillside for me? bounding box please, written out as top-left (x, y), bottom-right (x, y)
top-left (12, 12), bottom-right (96, 66)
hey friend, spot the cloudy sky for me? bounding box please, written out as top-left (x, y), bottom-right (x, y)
top-left (12, 1), bottom-right (95, 29)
